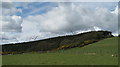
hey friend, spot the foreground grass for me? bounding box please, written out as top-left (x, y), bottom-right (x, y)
top-left (2, 37), bottom-right (118, 65)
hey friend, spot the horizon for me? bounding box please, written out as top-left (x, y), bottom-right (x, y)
top-left (0, 2), bottom-right (119, 45)
top-left (1, 30), bottom-right (118, 45)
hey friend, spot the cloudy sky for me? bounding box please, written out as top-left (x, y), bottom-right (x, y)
top-left (0, 2), bottom-right (118, 45)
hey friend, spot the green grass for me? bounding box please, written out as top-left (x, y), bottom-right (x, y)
top-left (2, 37), bottom-right (118, 65)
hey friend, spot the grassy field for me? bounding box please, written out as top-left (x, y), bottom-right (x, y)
top-left (2, 37), bottom-right (118, 65)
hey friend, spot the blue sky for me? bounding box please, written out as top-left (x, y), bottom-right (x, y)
top-left (15, 2), bottom-right (118, 18)
top-left (15, 2), bottom-right (58, 17)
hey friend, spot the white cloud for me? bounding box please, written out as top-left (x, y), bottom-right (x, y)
top-left (111, 6), bottom-right (119, 15)
top-left (0, 2), bottom-right (16, 15)
top-left (0, 2), bottom-right (23, 44)
top-left (1, 16), bottom-right (22, 32)
top-left (0, 2), bottom-right (23, 32)
top-left (23, 3), bottom-right (118, 34)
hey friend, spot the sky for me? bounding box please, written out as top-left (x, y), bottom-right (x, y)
top-left (0, 2), bottom-right (119, 45)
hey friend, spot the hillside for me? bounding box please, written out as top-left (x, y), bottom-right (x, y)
top-left (2, 31), bottom-right (113, 54)
top-left (2, 37), bottom-right (118, 65)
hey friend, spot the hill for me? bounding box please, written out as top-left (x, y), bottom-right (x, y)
top-left (2, 31), bottom-right (113, 54)
top-left (2, 37), bottom-right (118, 65)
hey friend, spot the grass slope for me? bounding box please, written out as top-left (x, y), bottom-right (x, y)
top-left (2, 37), bottom-right (118, 65)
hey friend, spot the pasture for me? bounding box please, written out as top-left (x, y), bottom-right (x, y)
top-left (2, 37), bottom-right (118, 65)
